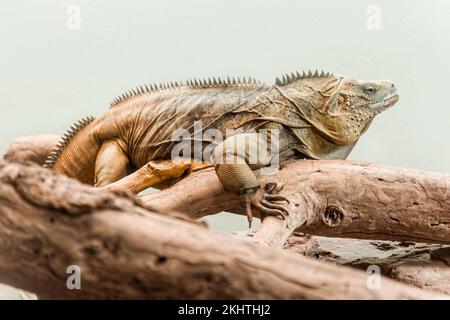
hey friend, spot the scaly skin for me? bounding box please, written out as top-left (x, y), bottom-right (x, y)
top-left (44, 71), bottom-right (399, 226)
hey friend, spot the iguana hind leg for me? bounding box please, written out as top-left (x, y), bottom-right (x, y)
top-left (95, 140), bottom-right (130, 187)
top-left (94, 140), bottom-right (197, 193)
top-left (100, 160), bottom-right (212, 194)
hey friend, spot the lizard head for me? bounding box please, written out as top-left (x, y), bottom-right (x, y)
top-left (334, 78), bottom-right (399, 117)
top-left (279, 73), bottom-right (399, 146)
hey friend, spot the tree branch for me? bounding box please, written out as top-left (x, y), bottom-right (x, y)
top-left (143, 161), bottom-right (450, 246)
top-left (284, 235), bottom-right (450, 296)
top-left (4, 135), bottom-right (58, 165)
top-left (5, 135), bottom-right (450, 248)
top-left (0, 160), bottom-right (442, 299)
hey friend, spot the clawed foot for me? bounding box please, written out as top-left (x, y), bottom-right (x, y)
top-left (238, 182), bottom-right (291, 228)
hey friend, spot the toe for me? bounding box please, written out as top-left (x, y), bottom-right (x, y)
top-left (265, 194), bottom-right (291, 203)
top-left (254, 202), bottom-right (287, 220)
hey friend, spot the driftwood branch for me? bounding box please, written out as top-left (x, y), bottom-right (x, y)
top-left (143, 161), bottom-right (450, 246)
top-left (4, 135), bottom-right (58, 165)
top-left (282, 234), bottom-right (450, 296)
top-left (5, 135), bottom-right (450, 247)
top-left (4, 135), bottom-right (450, 299)
top-left (0, 160), bottom-right (441, 299)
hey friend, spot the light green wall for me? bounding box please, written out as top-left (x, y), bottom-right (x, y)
top-left (1, 0), bottom-right (449, 233)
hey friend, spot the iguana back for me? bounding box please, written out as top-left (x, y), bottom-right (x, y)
top-left (45, 78), bottom-right (273, 184)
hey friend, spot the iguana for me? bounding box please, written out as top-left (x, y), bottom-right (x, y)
top-left (43, 70), bottom-right (399, 227)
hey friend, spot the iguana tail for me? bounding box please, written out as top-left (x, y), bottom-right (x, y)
top-left (44, 116), bottom-right (100, 185)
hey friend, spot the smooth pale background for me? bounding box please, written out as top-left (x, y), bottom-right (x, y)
top-left (1, 0), bottom-right (450, 228)
top-left (0, 0), bottom-right (449, 298)
top-left (1, 0), bottom-right (450, 230)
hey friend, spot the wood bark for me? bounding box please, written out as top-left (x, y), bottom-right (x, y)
top-left (0, 160), bottom-right (442, 299)
top-left (143, 161), bottom-right (450, 247)
top-left (5, 135), bottom-right (450, 246)
top-left (4, 135), bottom-right (450, 299)
top-left (6, 136), bottom-right (450, 247)
top-left (282, 235), bottom-right (450, 296)
top-left (3, 135), bottom-right (58, 165)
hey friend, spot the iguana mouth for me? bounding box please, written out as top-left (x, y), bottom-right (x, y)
top-left (382, 92), bottom-right (399, 107)
top-left (360, 91), bottom-right (399, 111)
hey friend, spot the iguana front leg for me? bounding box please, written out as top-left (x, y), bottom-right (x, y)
top-left (213, 133), bottom-right (290, 227)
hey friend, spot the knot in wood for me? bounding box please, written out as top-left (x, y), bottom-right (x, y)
top-left (323, 205), bottom-right (344, 227)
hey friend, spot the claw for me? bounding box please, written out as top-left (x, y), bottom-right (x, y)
top-left (240, 189), bottom-right (256, 228)
top-left (238, 183), bottom-right (291, 228)
top-left (264, 182), bottom-right (284, 194)
top-left (264, 182), bottom-right (277, 193)
top-left (245, 201), bottom-right (253, 228)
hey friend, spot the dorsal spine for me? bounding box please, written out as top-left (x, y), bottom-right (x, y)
top-left (109, 70), bottom-right (333, 107)
top-left (109, 76), bottom-right (265, 107)
top-left (43, 116), bottom-right (95, 169)
top-left (275, 69), bottom-right (333, 86)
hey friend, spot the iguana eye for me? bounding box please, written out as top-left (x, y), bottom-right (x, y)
top-left (364, 86), bottom-right (377, 94)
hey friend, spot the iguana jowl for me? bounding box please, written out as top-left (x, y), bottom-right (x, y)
top-left (44, 70), bottom-right (399, 227)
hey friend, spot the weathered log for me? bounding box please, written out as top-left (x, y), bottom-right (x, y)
top-left (5, 135), bottom-right (450, 247)
top-left (391, 260), bottom-right (450, 295)
top-left (3, 135), bottom-right (58, 165)
top-left (4, 135), bottom-right (450, 299)
top-left (143, 161), bottom-right (450, 246)
top-left (282, 235), bottom-right (450, 296)
top-left (304, 237), bottom-right (447, 268)
top-left (0, 160), bottom-right (444, 299)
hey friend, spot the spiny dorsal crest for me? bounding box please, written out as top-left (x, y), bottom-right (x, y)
top-left (275, 69), bottom-right (333, 86)
top-left (43, 116), bottom-right (95, 169)
top-left (109, 76), bottom-right (265, 107)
